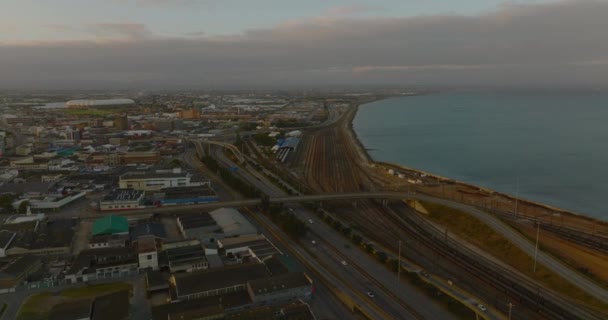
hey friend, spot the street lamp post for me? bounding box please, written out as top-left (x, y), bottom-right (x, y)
top-left (397, 240), bottom-right (402, 289)
top-left (533, 221), bottom-right (540, 273)
top-left (515, 176), bottom-right (520, 218)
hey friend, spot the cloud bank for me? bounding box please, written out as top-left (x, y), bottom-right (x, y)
top-left (1, 0), bottom-right (607, 89)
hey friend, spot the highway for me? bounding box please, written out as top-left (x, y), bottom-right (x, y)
top-left (297, 208), bottom-right (457, 320)
top-left (207, 144), bottom-right (438, 319)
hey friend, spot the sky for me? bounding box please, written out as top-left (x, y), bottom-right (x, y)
top-left (1, 0), bottom-right (607, 89)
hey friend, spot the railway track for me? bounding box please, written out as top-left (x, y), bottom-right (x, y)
top-left (288, 101), bottom-right (607, 319)
top-left (487, 208), bottom-right (608, 254)
top-left (385, 205), bottom-right (605, 320)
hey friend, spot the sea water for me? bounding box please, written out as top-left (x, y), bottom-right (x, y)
top-left (353, 91), bottom-right (608, 220)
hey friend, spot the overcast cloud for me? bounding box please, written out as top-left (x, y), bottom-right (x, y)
top-left (1, 0), bottom-right (607, 89)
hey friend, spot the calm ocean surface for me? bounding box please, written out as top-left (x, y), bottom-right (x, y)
top-left (353, 92), bottom-right (608, 220)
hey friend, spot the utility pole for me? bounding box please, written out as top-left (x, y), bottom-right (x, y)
top-left (515, 176), bottom-right (520, 217)
top-left (397, 240), bottom-right (402, 291)
top-left (533, 221), bottom-right (540, 273)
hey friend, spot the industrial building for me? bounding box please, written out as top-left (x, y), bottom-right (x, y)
top-left (176, 212), bottom-right (220, 241)
top-left (155, 186), bottom-right (218, 206)
top-left (66, 247), bottom-right (138, 283)
top-left (247, 272), bottom-right (313, 304)
top-left (119, 168), bottom-right (207, 192)
top-left (209, 208), bottom-right (258, 238)
top-left (217, 234), bottom-right (281, 263)
top-left (92, 215), bottom-right (129, 236)
top-left (164, 244), bottom-right (208, 273)
top-left (169, 263), bottom-right (269, 302)
top-left (99, 188), bottom-right (145, 211)
top-left (276, 137), bottom-right (301, 163)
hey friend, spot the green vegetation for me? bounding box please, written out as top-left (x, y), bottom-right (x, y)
top-left (267, 205), bottom-right (308, 239)
top-left (61, 282), bottom-right (131, 298)
top-left (18, 292), bottom-right (52, 320)
top-left (275, 120), bottom-right (308, 128)
top-left (200, 156), bottom-right (260, 198)
top-left (253, 133), bottom-right (276, 147)
top-left (168, 159), bottom-right (183, 168)
top-left (406, 272), bottom-right (476, 319)
top-left (0, 194), bottom-right (15, 212)
top-left (239, 122), bottom-right (258, 131)
top-left (18, 200), bottom-right (29, 214)
top-left (63, 109), bottom-right (113, 116)
top-left (418, 200), bottom-right (608, 311)
top-left (18, 283), bottom-right (131, 320)
top-left (0, 302), bottom-right (6, 318)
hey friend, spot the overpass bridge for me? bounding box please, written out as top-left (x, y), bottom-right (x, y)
top-left (90, 192), bottom-right (414, 219)
top-left (190, 139), bottom-right (245, 164)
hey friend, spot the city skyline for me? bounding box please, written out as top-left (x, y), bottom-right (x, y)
top-left (1, 0), bottom-right (607, 89)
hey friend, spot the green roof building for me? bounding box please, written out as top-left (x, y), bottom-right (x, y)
top-left (92, 215), bottom-right (129, 236)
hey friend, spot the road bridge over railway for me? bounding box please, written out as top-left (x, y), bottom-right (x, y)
top-left (189, 139), bottom-right (245, 164)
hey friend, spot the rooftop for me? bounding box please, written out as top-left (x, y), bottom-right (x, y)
top-left (177, 212), bottom-right (217, 229)
top-left (151, 291), bottom-right (251, 320)
top-left (102, 188), bottom-right (144, 202)
top-left (130, 222), bottom-right (166, 241)
top-left (248, 272), bottom-right (311, 296)
top-left (92, 215), bottom-right (129, 236)
top-left (120, 171), bottom-right (188, 180)
top-left (173, 263), bottom-right (268, 298)
top-left (209, 208), bottom-right (257, 236)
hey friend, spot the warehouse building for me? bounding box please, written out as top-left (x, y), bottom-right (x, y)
top-left (164, 244), bottom-right (208, 273)
top-left (247, 272), bottom-right (313, 304)
top-left (99, 188), bottom-right (145, 211)
top-left (92, 215), bottom-right (129, 237)
top-left (209, 208), bottom-right (257, 238)
top-left (169, 263), bottom-right (269, 302)
top-left (119, 168), bottom-right (207, 192)
top-left (155, 186), bottom-right (218, 206)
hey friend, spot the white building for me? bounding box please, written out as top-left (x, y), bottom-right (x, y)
top-left (136, 236), bottom-right (159, 271)
top-left (98, 189), bottom-right (145, 211)
top-left (118, 168), bottom-right (206, 192)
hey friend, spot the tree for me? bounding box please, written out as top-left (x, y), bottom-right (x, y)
top-left (0, 194), bottom-right (16, 212)
top-left (169, 159), bottom-right (182, 168)
top-left (351, 234), bottom-right (363, 246)
top-left (376, 251), bottom-right (388, 263)
top-left (18, 201), bottom-right (29, 214)
top-left (342, 227), bottom-right (352, 237)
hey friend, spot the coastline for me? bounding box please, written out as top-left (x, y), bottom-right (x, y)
top-left (347, 99), bottom-right (608, 229)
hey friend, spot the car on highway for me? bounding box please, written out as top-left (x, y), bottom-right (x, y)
top-left (311, 240), bottom-right (316, 245)
top-left (366, 291), bottom-right (375, 298)
top-left (477, 304), bottom-right (487, 312)
top-left (341, 260), bottom-right (348, 266)
top-left (308, 219), bottom-right (314, 224)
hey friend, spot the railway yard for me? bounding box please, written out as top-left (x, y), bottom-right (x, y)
top-left (261, 99), bottom-right (608, 319)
